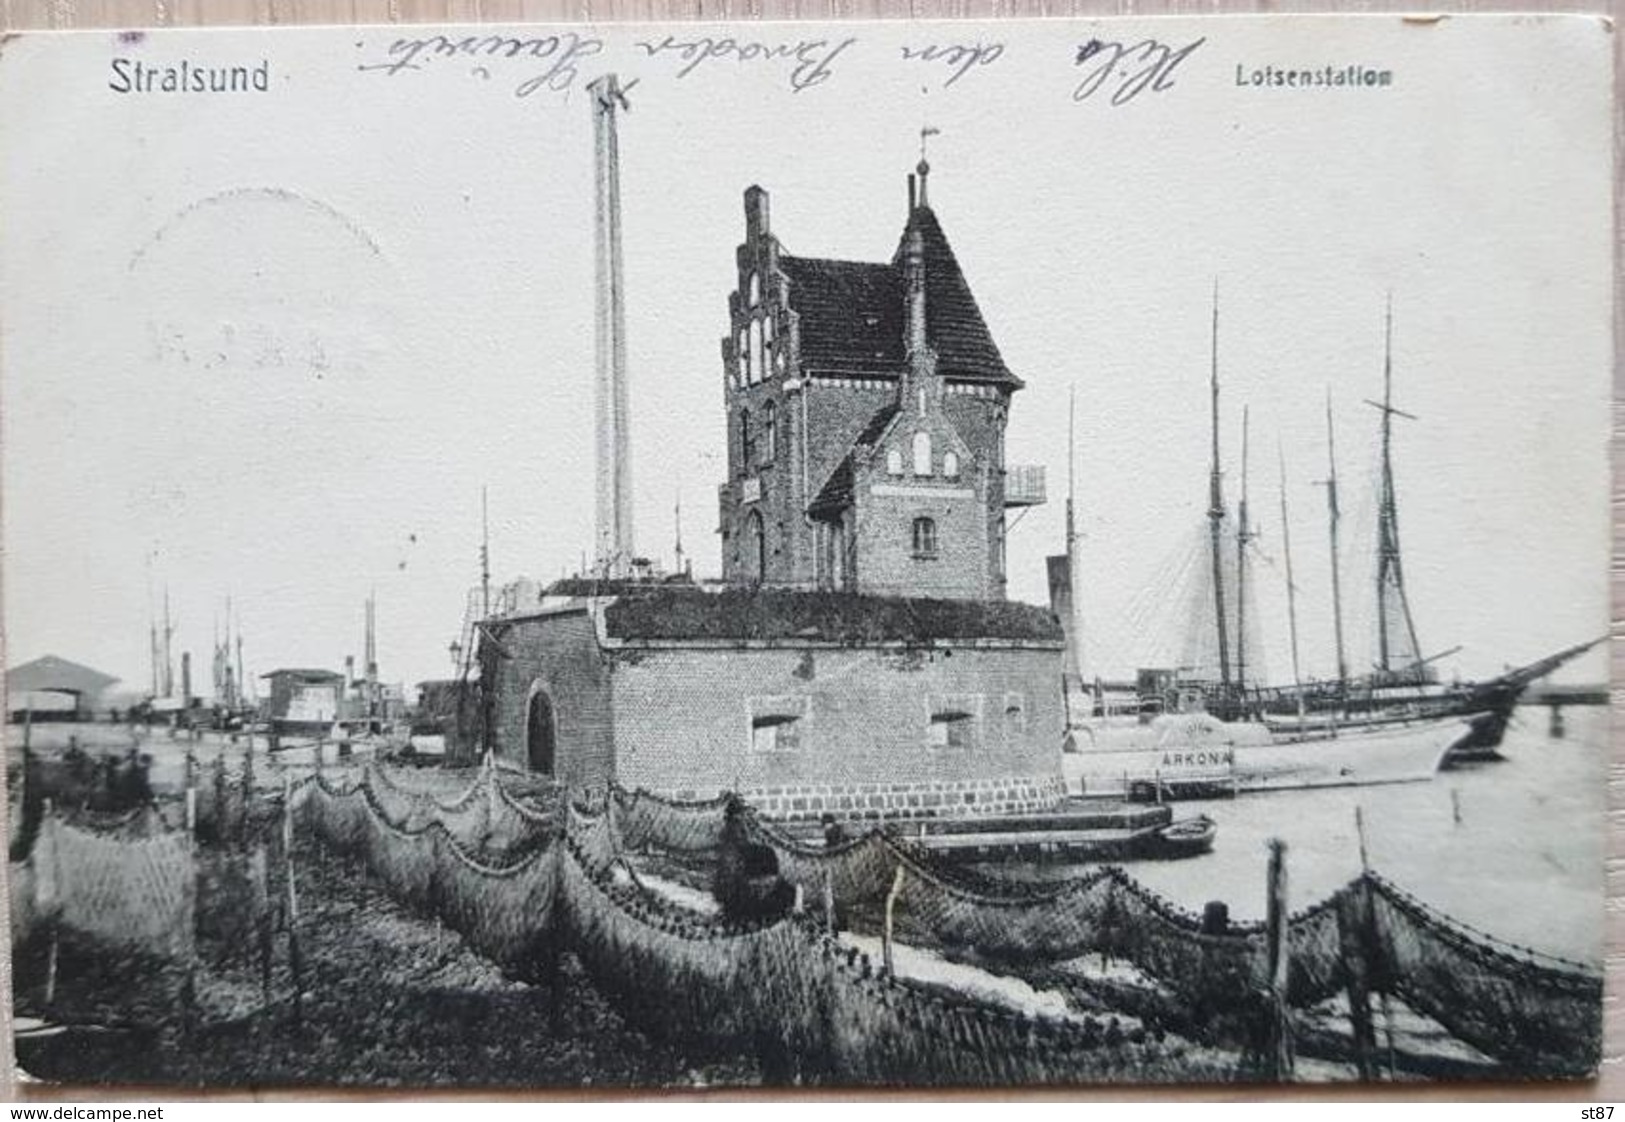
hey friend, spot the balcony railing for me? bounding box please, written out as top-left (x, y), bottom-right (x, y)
top-left (1004, 464), bottom-right (1047, 508)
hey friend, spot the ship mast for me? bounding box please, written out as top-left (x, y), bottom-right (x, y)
top-left (1318, 393), bottom-right (1350, 688)
top-left (1066, 385), bottom-right (1084, 689)
top-left (162, 585), bottom-right (175, 698)
top-left (1278, 442), bottom-right (1303, 699)
top-left (1206, 283), bottom-right (1233, 696)
top-left (1235, 406), bottom-right (1252, 701)
top-left (480, 485), bottom-right (491, 619)
top-left (1368, 296), bottom-right (1421, 678)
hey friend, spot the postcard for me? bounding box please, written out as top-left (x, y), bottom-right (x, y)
top-left (0, 13), bottom-right (1612, 1089)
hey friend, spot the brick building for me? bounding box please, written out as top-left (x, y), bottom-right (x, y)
top-left (475, 162), bottom-right (1065, 819)
top-left (480, 587), bottom-right (1066, 819)
top-left (717, 164), bottom-right (1044, 599)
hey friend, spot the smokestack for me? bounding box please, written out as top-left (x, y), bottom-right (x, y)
top-left (589, 74), bottom-right (635, 579)
top-left (181, 651), bottom-right (192, 707)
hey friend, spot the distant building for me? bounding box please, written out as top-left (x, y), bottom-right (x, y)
top-left (717, 164), bottom-right (1043, 599)
top-left (260, 668), bottom-right (345, 732)
top-left (6, 655), bottom-right (119, 721)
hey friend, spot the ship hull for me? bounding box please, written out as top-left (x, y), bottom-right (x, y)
top-left (1062, 714), bottom-right (1469, 798)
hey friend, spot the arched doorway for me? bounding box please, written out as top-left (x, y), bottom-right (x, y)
top-left (526, 686), bottom-right (556, 776)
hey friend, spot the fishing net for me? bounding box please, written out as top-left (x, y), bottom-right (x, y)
top-left (609, 786), bottom-right (730, 853)
top-left (8, 856), bottom-right (37, 948)
top-left (1367, 873), bottom-right (1599, 1073)
top-left (434, 833), bottom-right (558, 981)
top-left (37, 815), bottom-right (195, 959)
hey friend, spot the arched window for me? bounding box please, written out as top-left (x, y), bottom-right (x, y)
top-left (739, 409), bottom-right (754, 469)
top-left (943, 451), bottom-right (960, 478)
top-left (750, 319), bottom-right (764, 384)
top-left (763, 400), bottom-right (777, 462)
top-left (746, 509), bottom-right (767, 582)
top-left (912, 516), bottom-right (938, 558)
top-left (913, 431), bottom-right (933, 476)
top-left (886, 448), bottom-right (904, 476)
top-left (748, 271), bottom-right (761, 306)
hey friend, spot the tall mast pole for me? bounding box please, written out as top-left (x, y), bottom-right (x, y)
top-left (1369, 294), bottom-right (1421, 677)
top-left (480, 485), bottom-right (491, 619)
top-left (162, 585), bottom-right (174, 698)
top-left (1235, 406), bottom-right (1252, 697)
top-left (1066, 385), bottom-right (1083, 687)
top-left (1278, 442), bottom-right (1303, 697)
top-left (1322, 393), bottom-right (1349, 687)
top-left (590, 74), bottom-right (635, 579)
top-left (674, 487), bottom-right (686, 576)
top-left (1207, 282), bottom-right (1233, 696)
top-left (147, 555), bottom-right (158, 698)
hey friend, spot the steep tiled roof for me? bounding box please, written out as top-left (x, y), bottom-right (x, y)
top-left (779, 205), bottom-right (1020, 387)
top-left (809, 457), bottom-right (854, 517)
top-left (808, 404), bottom-right (899, 517)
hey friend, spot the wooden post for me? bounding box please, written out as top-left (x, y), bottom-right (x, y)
top-left (1354, 805), bottom-right (1369, 871)
top-left (42, 798), bottom-right (57, 1008)
top-left (1340, 881), bottom-right (1377, 1079)
top-left (243, 739), bottom-right (259, 849)
top-left (822, 870), bottom-right (836, 935)
top-left (282, 772), bottom-right (303, 1026)
top-left (1263, 838), bottom-right (1294, 1080)
top-left (22, 705), bottom-right (32, 750)
top-left (256, 845), bottom-right (273, 1011)
top-left (882, 864), bottom-right (906, 977)
top-left (1451, 789), bottom-right (1463, 827)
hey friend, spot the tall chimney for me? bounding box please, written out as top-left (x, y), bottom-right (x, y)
top-left (181, 651), bottom-right (192, 707)
top-left (589, 74), bottom-right (635, 579)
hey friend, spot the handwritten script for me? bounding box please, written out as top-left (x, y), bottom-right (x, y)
top-left (1073, 36), bottom-right (1205, 105)
top-left (357, 32), bottom-right (604, 98)
top-left (899, 41), bottom-right (1004, 88)
top-left (633, 35), bottom-right (857, 93)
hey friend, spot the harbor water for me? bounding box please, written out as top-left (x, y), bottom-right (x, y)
top-left (1122, 704), bottom-right (1608, 965)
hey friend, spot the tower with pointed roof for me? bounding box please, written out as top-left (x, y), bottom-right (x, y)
top-left (718, 159), bottom-right (1038, 599)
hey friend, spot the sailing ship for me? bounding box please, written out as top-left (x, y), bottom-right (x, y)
top-left (1056, 293), bottom-right (1540, 798)
top-left (1243, 301), bottom-right (1601, 761)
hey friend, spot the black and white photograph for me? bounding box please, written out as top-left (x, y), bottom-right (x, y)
top-left (0, 13), bottom-right (1613, 1091)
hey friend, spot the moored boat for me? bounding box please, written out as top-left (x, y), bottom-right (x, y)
top-left (1063, 710), bottom-right (1468, 798)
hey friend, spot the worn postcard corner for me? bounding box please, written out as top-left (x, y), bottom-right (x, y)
top-left (0, 11), bottom-right (1614, 1092)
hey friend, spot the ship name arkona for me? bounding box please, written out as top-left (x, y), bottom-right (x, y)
top-left (1234, 63), bottom-right (1394, 88)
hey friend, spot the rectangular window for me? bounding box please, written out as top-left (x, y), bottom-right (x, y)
top-left (749, 695), bottom-right (808, 752)
top-left (1003, 692), bottom-right (1027, 736)
top-left (928, 694), bottom-right (982, 749)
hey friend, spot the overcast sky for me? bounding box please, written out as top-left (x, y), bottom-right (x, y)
top-left (1, 15), bottom-right (1612, 694)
